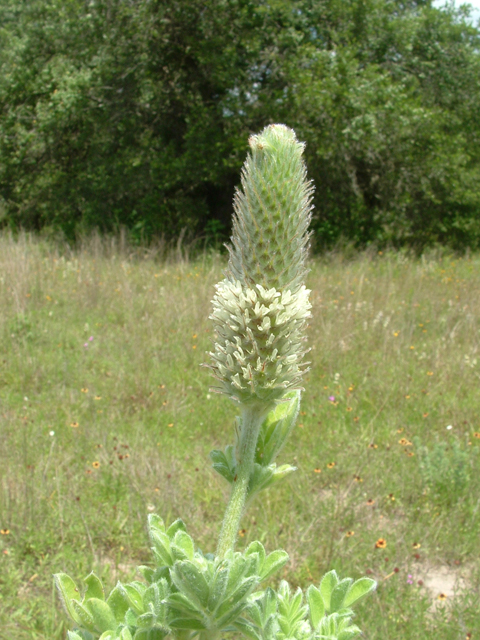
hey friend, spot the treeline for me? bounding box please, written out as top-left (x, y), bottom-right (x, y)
top-left (0, 0), bottom-right (479, 250)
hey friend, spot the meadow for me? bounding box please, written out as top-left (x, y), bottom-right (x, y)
top-left (0, 232), bottom-right (479, 639)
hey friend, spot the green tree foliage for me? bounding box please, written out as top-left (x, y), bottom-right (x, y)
top-left (0, 0), bottom-right (479, 249)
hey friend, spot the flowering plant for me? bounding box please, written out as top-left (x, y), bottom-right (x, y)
top-left (55, 124), bottom-right (375, 640)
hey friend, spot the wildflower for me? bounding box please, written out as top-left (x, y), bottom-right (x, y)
top-left (70, 422), bottom-right (79, 428)
top-left (327, 462), bottom-right (336, 469)
top-left (375, 538), bottom-right (387, 549)
top-left (407, 574), bottom-right (413, 585)
top-left (412, 542), bottom-right (421, 549)
top-left (92, 461), bottom-right (100, 469)
top-left (49, 430), bottom-right (55, 437)
top-left (388, 493), bottom-right (395, 501)
top-left (328, 396), bottom-right (335, 403)
top-left (354, 475), bottom-right (363, 482)
top-left (346, 407), bottom-right (353, 412)
top-left (206, 125), bottom-right (313, 408)
top-left (406, 452), bottom-right (414, 457)
top-left (473, 432), bottom-right (480, 439)
top-left (437, 593), bottom-right (447, 600)
top-left (423, 412), bottom-right (429, 418)
top-left (168, 423), bottom-right (174, 428)
top-left (238, 529), bottom-right (246, 537)
top-left (94, 396), bottom-right (102, 400)
top-left (368, 443), bottom-right (378, 449)
top-left (81, 388), bottom-right (88, 393)
top-left (398, 438), bottom-right (412, 446)
top-left (366, 499), bottom-right (375, 505)
top-left (354, 416), bottom-right (359, 422)
top-left (314, 468), bottom-right (322, 473)
top-left (0, 529), bottom-right (10, 535)
top-left (346, 531), bottom-right (355, 537)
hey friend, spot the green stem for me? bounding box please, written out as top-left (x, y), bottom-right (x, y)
top-left (216, 405), bottom-right (265, 558)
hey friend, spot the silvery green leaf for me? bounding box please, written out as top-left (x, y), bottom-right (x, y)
top-left (256, 391), bottom-right (301, 466)
top-left (98, 632), bottom-right (114, 640)
top-left (137, 566), bottom-right (155, 583)
top-left (207, 565), bottom-right (229, 613)
top-left (338, 626), bottom-right (362, 640)
top-left (168, 591), bottom-right (202, 616)
top-left (84, 597), bottom-right (117, 633)
top-left (67, 632), bottom-right (84, 640)
top-left (147, 514), bottom-right (166, 535)
top-left (245, 541), bottom-right (266, 568)
top-left (54, 573), bottom-right (83, 626)
top-left (71, 599), bottom-right (96, 632)
top-left (169, 616), bottom-right (207, 630)
top-left (83, 572), bottom-right (105, 601)
top-left (150, 530), bottom-right (174, 567)
top-left (210, 448), bottom-right (236, 483)
top-left (233, 617), bottom-right (262, 640)
top-left (136, 612), bottom-right (156, 628)
top-left (125, 609), bottom-right (138, 626)
top-left (166, 519), bottom-right (187, 539)
top-left (119, 628), bottom-right (133, 640)
top-left (330, 579), bottom-right (353, 613)
top-left (171, 560), bottom-right (210, 609)
top-left (107, 585), bottom-right (130, 624)
top-left (216, 575), bottom-right (258, 622)
top-left (319, 570), bottom-right (339, 612)
top-left (123, 583), bottom-right (147, 614)
top-left (248, 464), bottom-right (274, 497)
top-left (172, 530), bottom-right (195, 562)
top-left (343, 578), bottom-right (376, 608)
top-left (260, 549), bottom-right (289, 581)
top-left (306, 584), bottom-right (325, 629)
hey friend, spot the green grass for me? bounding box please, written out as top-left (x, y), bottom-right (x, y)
top-left (1, 233), bottom-right (479, 639)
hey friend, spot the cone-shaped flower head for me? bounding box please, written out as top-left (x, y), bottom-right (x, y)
top-left (207, 124), bottom-right (313, 408)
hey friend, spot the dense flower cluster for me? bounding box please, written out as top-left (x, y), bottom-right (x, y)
top-left (208, 280), bottom-right (311, 406)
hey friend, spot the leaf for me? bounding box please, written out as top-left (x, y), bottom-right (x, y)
top-left (338, 625), bottom-right (362, 640)
top-left (150, 530), bottom-right (173, 567)
top-left (54, 573), bottom-right (83, 626)
top-left (171, 560), bottom-right (210, 609)
top-left (166, 519), bottom-right (187, 539)
top-left (123, 584), bottom-right (146, 614)
top-left (169, 616), bottom-right (207, 630)
top-left (67, 632), bottom-right (84, 640)
top-left (319, 570), bottom-right (339, 612)
top-left (85, 597), bottom-right (117, 633)
top-left (83, 572), bottom-right (105, 602)
top-left (172, 530), bottom-right (195, 562)
top-left (256, 391), bottom-right (301, 466)
top-left (330, 578), bottom-right (353, 613)
top-left (260, 549), bottom-right (289, 581)
top-left (210, 449), bottom-right (235, 483)
top-left (306, 584), bottom-right (325, 629)
top-left (107, 584), bottom-right (130, 623)
top-left (343, 578), bottom-right (376, 608)
top-left (207, 566), bottom-right (229, 613)
top-left (71, 599), bottom-right (96, 632)
top-left (147, 514), bottom-right (165, 535)
top-left (119, 628), bottom-right (133, 640)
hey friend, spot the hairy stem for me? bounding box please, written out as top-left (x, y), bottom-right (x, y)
top-left (216, 405), bottom-right (266, 558)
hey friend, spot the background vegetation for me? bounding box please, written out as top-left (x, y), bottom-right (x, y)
top-left (0, 0), bottom-right (479, 250)
top-left (1, 233), bottom-right (479, 639)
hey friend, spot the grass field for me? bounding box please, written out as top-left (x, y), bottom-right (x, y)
top-left (1, 232), bottom-right (479, 639)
